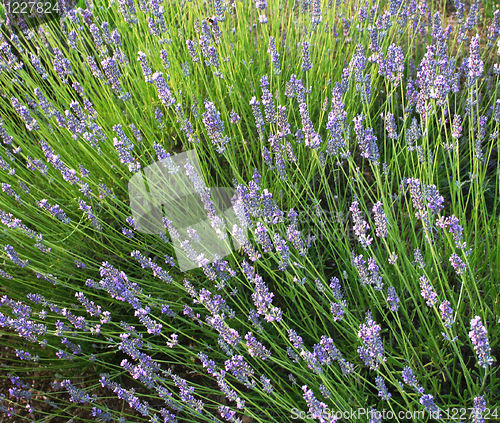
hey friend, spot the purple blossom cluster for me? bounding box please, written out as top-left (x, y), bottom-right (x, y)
top-left (350, 201), bottom-right (373, 248)
top-left (419, 275), bottom-right (438, 306)
top-left (244, 332), bottom-right (271, 360)
top-left (299, 102), bottom-right (321, 149)
top-left (372, 202), bottom-right (388, 238)
top-left (357, 312), bottom-right (386, 370)
top-left (353, 114), bottom-right (379, 162)
top-left (386, 286), bottom-right (400, 311)
top-left (439, 301), bottom-right (454, 329)
top-left (225, 355), bottom-right (255, 389)
top-left (242, 260), bottom-right (282, 322)
top-left (352, 254), bottom-right (383, 290)
top-left (202, 100), bottom-right (229, 153)
top-left (38, 199), bottom-right (70, 224)
top-left (379, 43), bottom-right (404, 85)
top-left (4, 244), bottom-right (28, 268)
top-left (152, 71), bottom-right (175, 107)
top-left (301, 385), bottom-right (333, 423)
top-left (468, 316), bottom-right (494, 368)
top-left (375, 375), bottom-right (391, 400)
top-left (326, 84), bottom-right (349, 156)
top-left (268, 36), bottom-right (281, 75)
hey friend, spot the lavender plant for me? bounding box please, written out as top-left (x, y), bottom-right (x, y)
top-left (0, 0), bottom-right (499, 422)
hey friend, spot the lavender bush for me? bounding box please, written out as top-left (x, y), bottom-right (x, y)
top-left (0, 0), bottom-right (499, 422)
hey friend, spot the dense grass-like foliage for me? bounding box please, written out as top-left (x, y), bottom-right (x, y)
top-left (1, 0), bottom-right (500, 421)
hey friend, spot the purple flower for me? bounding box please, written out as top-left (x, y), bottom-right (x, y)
top-left (219, 405), bottom-right (239, 422)
top-left (419, 275), bottom-right (438, 306)
top-left (215, 372), bottom-right (245, 409)
top-left (402, 366), bottom-right (424, 393)
top-left (467, 35), bottom-right (483, 86)
top-left (11, 97), bottom-right (39, 131)
top-left (330, 302), bottom-right (345, 321)
top-left (0, 41), bottom-right (22, 71)
top-left (151, 72), bottom-right (175, 107)
top-left (75, 292), bottom-right (101, 317)
top-left (420, 394), bottom-right (439, 413)
top-left (273, 233), bottom-right (290, 271)
top-left (384, 112), bottom-right (398, 140)
top-left (405, 177), bottom-right (426, 212)
top-left (439, 301), bottom-right (454, 328)
top-left (113, 137), bottom-right (141, 173)
top-left (186, 39), bottom-right (200, 62)
top-left (254, 222), bottom-right (273, 252)
top-left (375, 375), bottom-right (391, 400)
top-left (101, 21), bottom-right (112, 44)
top-left (493, 100), bottom-right (500, 124)
top-left (2, 183), bottom-right (21, 203)
top-left (288, 328), bottom-right (304, 349)
top-left (137, 313), bottom-right (162, 335)
top-left (52, 48), bottom-right (73, 84)
top-left (225, 355), bottom-right (255, 389)
top-left (437, 215), bottom-right (465, 249)
top-left (286, 224), bottom-right (307, 256)
top-left (261, 76), bottom-right (276, 124)
top-left (350, 44), bottom-right (366, 81)
top-left (15, 349), bottom-right (39, 362)
top-left (0, 118), bottom-right (13, 146)
top-left (230, 110), bottom-right (240, 124)
top-left (329, 277), bottom-right (344, 300)
top-left (101, 56), bottom-right (122, 91)
top-left (245, 332), bottom-right (271, 360)
top-left (405, 117), bottom-right (420, 151)
top-left (379, 43), bottom-right (404, 85)
top-left (202, 100), bottom-right (229, 154)
top-left (311, 0), bottom-right (322, 26)
top-left (386, 286), bottom-right (400, 311)
top-left (87, 56), bottom-right (104, 80)
top-left (424, 184), bottom-right (444, 214)
top-left (277, 105), bottom-right (291, 138)
top-left (206, 314), bottom-right (241, 348)
top-left (254, 0), bottom-right (267, 10)
top-left (160, 49), bottom-right (170, 69)
top-left (469, 316), bottom-right (494, 368)
top-left (4, 244), bottom-right (28, 267)
top-left (299, 102), bottom-right (321, 149)
top-left (449, 253), bottom-right (467, 275)
top-left (90, 24), bottom-right (107, 54)
top-left (301, 386), bottom-right (332, 422)
top-left (38, 199), bottom-right (70, 223)
top-left (267, 36), bottom-right (281, 75)
top-left (302, 41), bottom-right (313, 72)
top-left (154, 107), bottom-right (164, 127)
top-left (353, 114), bottom-right (379, 162)
top-left (249, 96), bottom-right (265, 140)
top-left (29, 52), bottom-right (48, 79)
top-left (357, 311), bottom-right (386, 370)
top-left (0, 269), bottom-right (13, 279)
top-left (472, 396), bottom-right (487, 423)
top-left (60, 380), bottom-right (91, 404)
top-left (372, 201), bottom-right (388, 238)
top-left (413, 248), bottom-right (425, 269)
top-left (350, 201), bottom-right (372, 248)
top-left (325, 84), bottom-right (349, 155)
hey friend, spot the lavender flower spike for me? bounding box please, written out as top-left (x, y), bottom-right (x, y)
top-left (357, 311), bottom-right (386, 370)
top-left (469, 316), bottom-right (494, 368)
